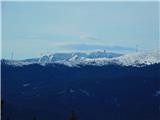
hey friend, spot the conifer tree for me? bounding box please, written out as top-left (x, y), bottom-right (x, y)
top-left (32, 116), bottom-right (37, 120)
top-left (1, 100), bottom-right (4, 118)
top-left (1, 100), bottom-right (4, 110)
top-left (6, 118), bottom-right (10, 120)
top-left (69, 111), bottom-right (77, 120)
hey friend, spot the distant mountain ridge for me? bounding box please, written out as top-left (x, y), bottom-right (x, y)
top-left (37, 51), bottom-right (122, 63)
top-left (1, 51), bottom-right (160, 67)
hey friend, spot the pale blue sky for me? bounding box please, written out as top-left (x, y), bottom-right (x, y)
top-left (2, 1), bottom-right (159, 59)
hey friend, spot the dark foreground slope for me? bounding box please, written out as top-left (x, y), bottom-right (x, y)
top-left (1, 63), bottom-right (160, 120)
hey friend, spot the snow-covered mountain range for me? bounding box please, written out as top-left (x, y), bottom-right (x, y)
top-left (1, 51), bottom-right (160, 67)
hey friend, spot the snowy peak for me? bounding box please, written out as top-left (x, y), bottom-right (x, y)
top-left (1, 51), bottom-right (160, 67)
top-left (81, 51), bottom-right (160, 66)
top-left (116, 51), bottom-right (160, 66)
top-left (38, 51), bottom-right (122, 63)
top-left (39, 52), bottom-right (87, 63)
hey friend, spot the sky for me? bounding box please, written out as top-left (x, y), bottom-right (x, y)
top-left (2, 1), bottom-right (159, 60)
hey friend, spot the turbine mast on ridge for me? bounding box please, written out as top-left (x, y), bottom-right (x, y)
top-left (136, 45), bottom-right (138, 52)
top-left (11, 52), bottom-right (14, 60)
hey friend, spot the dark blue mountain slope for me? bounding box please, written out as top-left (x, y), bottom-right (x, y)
top-left (1, 63), bottom-right (160, 120)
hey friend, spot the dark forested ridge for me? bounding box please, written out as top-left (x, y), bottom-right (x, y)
top-left (1, 63), bottom-right (160, 120)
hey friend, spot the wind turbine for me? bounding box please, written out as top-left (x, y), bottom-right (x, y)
top-left (11, 52), bottom-right (14, 60)
top-left (136, 45), bottom-right (138, 52)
